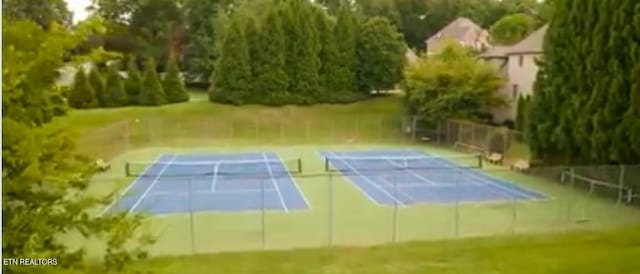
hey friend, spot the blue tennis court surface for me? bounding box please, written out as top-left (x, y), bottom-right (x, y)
top-left (322, 149), bottom-right (547, 206)
top-left (106, 152), bottom-right (310, 214)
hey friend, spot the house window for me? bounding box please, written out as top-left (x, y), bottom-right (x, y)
top-left (519, 56), bottom-right (524, 67)
top-left (512, 84), bottom-right (519, 99)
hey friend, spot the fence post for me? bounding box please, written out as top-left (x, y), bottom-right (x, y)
top-left (355, 118), bottom-right (359, 140)
top-left (378, 116), bottom-right (383, 141)
top-left (188, 179), bottom-right (196, 255)
top-left (392, 171), bottom-right (398, 243)
top-left (411, 116), bottom-right (417, 142)
top-left (255, 120), bottom-right (260, 143)
top-left (617, 165), bottom-right (626, 205)
top-left (280, 119), bottom-right (285, 143)
top-left (331, 118), bottom-right (335, 144)
top-left (454, 175), bottom-right (460, 238)
top-left (328, 172), bottom-right (334, 247)
top-left (261, 178), bottom-right (266, 249)
top-left (306, 120), bottom-right (311, 143)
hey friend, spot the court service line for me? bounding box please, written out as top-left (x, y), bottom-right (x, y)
top-left (273, 154), bottom-right (312, 209)
top-left (100, 154), bottom-right (164, 216)
top-left (407, 149), bottom-right (534, 199)
top-left (383, 159), bottom-right (437, 186)
top-left (326, 151), bottom-right (407, 207)
top-left (128, 154), bottom-right (176, 214)
top-left (210, 163), bottom-right (220, 192)
top-left (263, 152), bottom-right (289, 213)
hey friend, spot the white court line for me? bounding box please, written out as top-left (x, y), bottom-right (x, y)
top-left (263, 152), bottom-right (289, 213)
top-left (327, 151), bottom-right (407, 207)
top-left (384, 158), bottom-right (437, 186)
top-left (210, 163), bottom-right (220, 192)
top-left (274, 154), bottom-right (312, 209)
top-left (100, 154), bottom-right (164, 216)
top-left (149, 189), bottom-right (277, 196)
top-left (128, 154), bottom-right (176, 214)
top-left (407, 149), bottom-right (536, 199)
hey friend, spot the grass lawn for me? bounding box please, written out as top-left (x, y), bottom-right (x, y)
top-left (133, 225), bottom-right (640, 274)
top-left (52, 95), bottom-right (640, 273)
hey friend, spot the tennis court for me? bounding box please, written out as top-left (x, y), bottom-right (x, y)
top-left (105, 152), bottom-right (310, 214)
top-left (322, 149), bottom-right (548, 205)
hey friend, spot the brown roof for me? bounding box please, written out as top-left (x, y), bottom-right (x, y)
top-left (480, 25), bottom-right (548, 58)
top-left (425, 17), bottom-right (489, 51)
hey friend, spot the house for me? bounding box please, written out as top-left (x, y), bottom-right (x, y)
top-left (425, 17), bottom-right (490, 55)
top-left (480, 25), bottom-right (548, 123)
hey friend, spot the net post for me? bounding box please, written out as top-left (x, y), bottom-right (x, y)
top-left (324, 157), bottom-right (329, 172)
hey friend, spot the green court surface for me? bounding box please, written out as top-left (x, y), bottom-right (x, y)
top-left (87, 143), bottom-right (640, 256)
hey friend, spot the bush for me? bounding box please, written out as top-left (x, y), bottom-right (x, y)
top-left (104, 65), bottom-right (128, 107)
top-left (68, 68), bottom-right (97, 109)
top-left (163, 58), bottom-right (189, 103)
top-left (89, 68), bottom-right (107, 107)
top-left (139, 58), bottom-right (167, 106)
top-left (125, 57), bottom-right (143, 105)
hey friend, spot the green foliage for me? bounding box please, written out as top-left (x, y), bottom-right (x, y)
top-left (3, 0), bottom-right (72, 27)
top-left (515, 95), bottom-right (530, 131)
top-left (128, 0), bottom-right (183, 67)
top-left (329, 5), bottom-right (359, 97)
top-left (209, 17), bottom-right (252, 104)
top-left (163, 58), bottom-right (190, 103)
top-left (139, 58), bottom-right (167, 105)
top-left (125, 57), bottom-right (142, 105)
top-left (89, 68), bottom-right (108, 107)
top-left (526, 0), bottom-right (639, 164)
top-left (68, 69), bottom-right (98, 109)
top-left (285, 0), bottom-right (321, 102)
top-left (2, 17), bottom-right (150, 273)
top-left (403, 42), bottom-right (504, 126)
top-left (356, 17), bottom-right (406, 94)
top-left (250, 8), bottom-right (290, 104)
top-left (489, 13), bottom-right (535, 45)
top-left (2, 19), bottom-right (73, 125)
top-left (104, 65), bottom-right (128, 107)
top-left (182, 0), bottom-right (226, 83)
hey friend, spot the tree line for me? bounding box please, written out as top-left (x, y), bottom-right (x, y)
top-left (525, 0), bottom-right (640, 165)
top-left (68, 57), bottom-right (189, 108)
top-left (210, 0), bottom-right (406, 105)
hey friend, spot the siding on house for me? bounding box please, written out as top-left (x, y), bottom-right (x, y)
top-left (479, 25), bottom-right (547, 123)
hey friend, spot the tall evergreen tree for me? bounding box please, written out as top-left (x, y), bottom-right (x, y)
top-left (209, 17), bottom-right (252, 104)
top-left (182, 0), bottom-right (225, 83)
top-left (251, 8), bottom-right (289, 104)
top-left (103, 64), bottom-right (128, 107)
top-left (356, 17), bottom-right (406, 94)
top-left (139, 58), bottom-right (167, 105)
top-left (68, 68), bottom-right (97, 109)
top-left (163, 57), bottom-right (190, 103)
top-left (331, 4), bottom-right (359, 96)
top-left (283, 0), bottom-right (321, 102)
top-left (89, 67), bottom-right (107, 107)
top-left (526, 0), bottom-right (639, 164)
top-left (125, 57), bottom-right (142, 105)
top-left (245, 16), bottom-right (259, 94)
top-left (515, 95), bottom-right (529, 131)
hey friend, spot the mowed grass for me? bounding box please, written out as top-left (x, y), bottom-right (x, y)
top-left (55, 94), bottom-right (640, 273)
top-left (134, 225), bottom-right (640, 274)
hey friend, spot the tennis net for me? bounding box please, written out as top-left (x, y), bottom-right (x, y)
top-left (125, 158), bottom-right (303, 178)
top-left (325, 154), bottom-right (483, 173)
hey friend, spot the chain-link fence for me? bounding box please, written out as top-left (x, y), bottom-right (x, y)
top-left (75, 116), bottom-right (640, 256)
